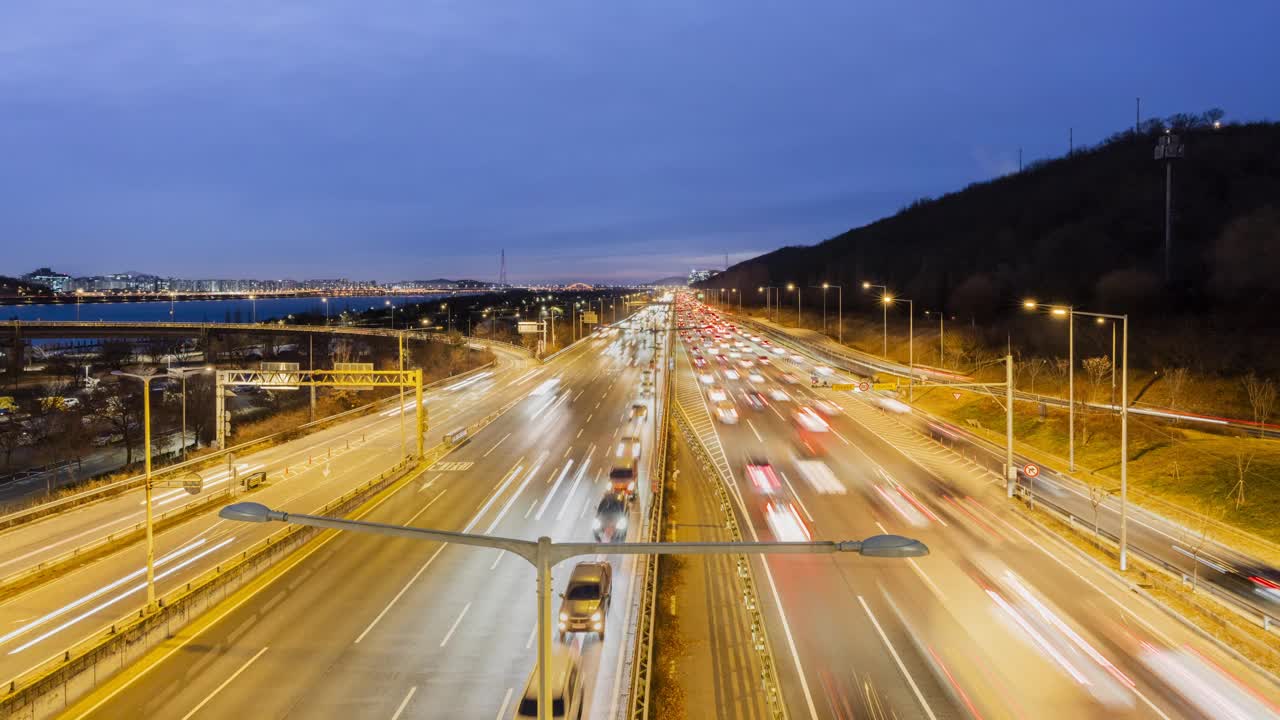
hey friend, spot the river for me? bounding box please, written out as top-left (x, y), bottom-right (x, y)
top-left (2, 295), bottom-right (455, 324)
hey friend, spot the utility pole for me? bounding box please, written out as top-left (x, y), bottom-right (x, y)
top-left (1155, 133), bottom-right (1185, 284)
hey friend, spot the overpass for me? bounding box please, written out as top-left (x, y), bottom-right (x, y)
top-left (0, 320), bottom-right (526, 373)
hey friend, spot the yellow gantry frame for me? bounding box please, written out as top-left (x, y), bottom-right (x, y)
top-left (215, 369), bottom-right (426, 458)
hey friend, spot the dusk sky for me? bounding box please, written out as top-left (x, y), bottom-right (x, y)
top-left (2, 2), bottom-right (1276, 284)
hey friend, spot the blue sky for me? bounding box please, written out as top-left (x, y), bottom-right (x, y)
top-left (2, 1), bottom-right (1277, 283)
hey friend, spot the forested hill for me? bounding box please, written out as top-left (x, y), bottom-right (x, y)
top-left (699, 117), bottom-right (1280, 369)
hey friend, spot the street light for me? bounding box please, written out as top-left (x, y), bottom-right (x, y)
top-left (882, 294), bottom-right (914, 400)
top-left (321, 297), bottom-right (329, 325)
top-left (923, 310), bottom-right (947, 367)
top-left (248, 294), bottom-right (257, 323)
top-left (814, 283), bottom-right (843, 342)
top-left (758, 286), bottom-right (779, 322)
top-left (110, 369), bottom-right (161, 611)
top-left (168, 366), bottom-right (214, 460)
top-left (786, 283), bottom-right (801, 327)
top-left (386, 300), bottom-right (396, 329)
top-left (218, 501), bottom-right (928, 720)
top-left (1023, 301), bottom-right (1075, 471)
top-left (75, 288), bottom-right (84, 321)
top-left (863, 282), bottom-right (889, 356)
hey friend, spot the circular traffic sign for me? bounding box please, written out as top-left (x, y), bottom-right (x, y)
top-left (858, 381), bottom-right (870, 392)
top-left (1023, 463), bottom-right (1040, 478)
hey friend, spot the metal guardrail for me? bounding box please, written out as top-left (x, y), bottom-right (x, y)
top-left (0, 360), bottom-right (498, 530)
top-left (624, 320), bottom-right (673, 720)
top-left (669, 342), bottom-right (788, 720)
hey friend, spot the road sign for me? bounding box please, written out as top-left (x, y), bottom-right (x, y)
top-left (583, 311), bottom-right (598, 324)
top-left (830, 383), bottom-right (856, 391)
top-left (1023, 463), bottom-right (1040, 478)
top-left (518, 321), bottom-right (541, 335)
top-left (859, 381), bottom-right (871, 392)
top-left (952, 392), bottom-right (963, 400)
top-left (873, 382), bottom-right (896, 391)
top-left (183, 473), bottom-right (204, 495)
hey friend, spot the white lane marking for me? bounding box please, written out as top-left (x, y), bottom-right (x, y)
top-left (525, 624), bottom-right (537, 649)
top-left (354, 545), bottom-right (446, 644)
top-left (460, 458), bottom-right (525, 534)
top-left (536, 460), bottom-right (575, 521)
top-left (389, 686), bottom-right (417, 720)
top-left (480, 456), bottom-right (546, 535)
top-left (576, 428), bottom-right (584, 439)
top-left (524, 499), bottom-right (538, 519)
top-left (483, 433), bottom-right (511, 458)
top-left (745, 419), bottom-right (764, 443)
top-left (179, 645), bottom-right (269, 720)
top-left (495, 688), bottom-right (514, 720)
top-left (490, 550), bottom-right (505, 571)
top-left (439, 603), bottom-right (471, 647)
top-left (778, 471), bottom-right (815, 522)
top-left (858, 595), bottom-right (937, 720)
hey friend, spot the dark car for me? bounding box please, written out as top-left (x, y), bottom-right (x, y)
top-left (592, 493), bottom-right (631, 542)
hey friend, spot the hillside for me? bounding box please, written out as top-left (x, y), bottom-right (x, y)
top-left (701, 118), bottom-right (1280, 374)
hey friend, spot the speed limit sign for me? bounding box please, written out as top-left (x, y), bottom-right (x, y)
top-left (858, 381), bottom-right (871, 392)
top-left (1023, 463), bottom-right (1040, 478)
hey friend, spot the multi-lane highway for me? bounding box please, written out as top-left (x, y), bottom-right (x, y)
top-left (726, 313), bottom-right (1280, 627)
top-left (673, 296), bottom-right (1279, 720)
top-left (64, 305), bottom-right (672, 719)
top-left (0, 342), bottom-right (534, 688)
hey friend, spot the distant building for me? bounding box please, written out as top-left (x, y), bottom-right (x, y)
top-left (688, 269), bottom-right (719, 285)
top-left (23, 268), bottom-right (72, 293)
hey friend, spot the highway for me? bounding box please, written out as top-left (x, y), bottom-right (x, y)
top-left (0, 342), bottom-right (534, 688)
top-left (65, 306), bottom-right (672, 719)
top-left (727, 314), bottom-right (1280, 627)
top-left (673, 296), bottom-right (1279, 719)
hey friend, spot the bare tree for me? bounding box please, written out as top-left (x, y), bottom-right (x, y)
top-left (1164, 367), bottom-right (1190, 420)
top-left (1088, 485), bottom-right (1109, 549)
top-left (92, 381), bottom-right (144, 466)
top-left (1242, 372), bottom-right (1276, 437)
top-left (1079, 356), bottom-right (1111, 446)
top-left (1023, 357), bottom-right (1046, 395)
top-left (1229, 443), bottom-right (1254, 510)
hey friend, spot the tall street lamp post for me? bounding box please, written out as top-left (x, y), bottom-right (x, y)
top-left (862, 282), bottom-right (889, 356)
top-left (924, 310), bottom-right (947, 367)
top-left (757, 286), bottom-right (779, 323)
top-left (1023, 301), bottom-right (1075, 471)
top-left (883, 294), bottom-right (914, 400)
top-left (168, 366), bottom-right (214, 460)
top-left (219, 501), bottom-right (929, 720)
top-left (820, 283), bottom-right (843, 344)
top-left (110, 370), bottom-right (160, 611)
top-left (321, 297), bottom-right (329, 325)
top-left (786, 283), bottom-right (801, 328)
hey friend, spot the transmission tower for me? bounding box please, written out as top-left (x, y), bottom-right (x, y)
top-left (499, 249), bottom-right (508, 287)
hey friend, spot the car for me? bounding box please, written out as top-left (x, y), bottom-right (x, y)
top-left (793, 406), bottom-right (830, 432)
top-left (790, 354), bottom-right (805, 364)
top-left (738, 359), bottom-right (753, 368)
top-left (748, 372), bottom-right (765, 384)
top-left (699, 372), bottom-right (715, 385)
top-left (708, 385), bottom-right (728, 403)
top-left (745, 459), bottom-right (781, 493)
top-left (693, 356), bottom-right (706, 368)
top-left (757, 355), bottom-right (770, 365)
top-left (724, 369), bottom-right (740, 381)
top-left (778, 373), bottom-right (799, 385)
top-left (812, 399), bottom-right (840, 416)
top-left (763, 500), bottom-right (811, 542)
top-left (772, 347), bottom-right (787, 356)
top-left (593, 493), bottom-right (631, 542)
top-left (559, 562), bottom-right (613, 641)
top-left (727, 351), bottom-right (741, 359)
top-left (714, 399), bottom-right (739, 425)
top-left (768, 388), bottom-right (791, 402)
top-left (743, 391), bottom-right (767, 410)
top-left (628, 404), bottom-right (648, 423)
top-left (513, 646), bottom-right (585, 719)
